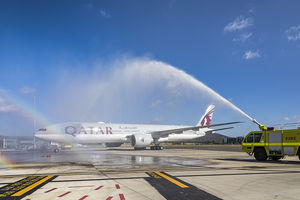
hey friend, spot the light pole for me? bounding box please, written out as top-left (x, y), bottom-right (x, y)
top-left (33, 94), bottom-right (36, 150)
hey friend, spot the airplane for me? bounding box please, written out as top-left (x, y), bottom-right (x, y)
top-left (35, 105), bottom-right (241, 152)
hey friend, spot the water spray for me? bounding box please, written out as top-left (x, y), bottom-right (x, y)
top-left (49, 57), bottom-right (271, 132)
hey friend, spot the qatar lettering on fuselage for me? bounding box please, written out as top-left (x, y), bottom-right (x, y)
top-left (65, 126), bottom-right (113, 136)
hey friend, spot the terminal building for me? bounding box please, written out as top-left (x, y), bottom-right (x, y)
top-left (0, 136), bottom-right (34, 150)
top-left (189, 133), bottom-right (243, 144)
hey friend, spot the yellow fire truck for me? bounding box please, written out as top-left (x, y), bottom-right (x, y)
top-left (241, 123), bottom-right (300, 161)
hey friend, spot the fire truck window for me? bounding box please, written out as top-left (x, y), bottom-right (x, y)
top-left (246, 134), bottom-right (253, 143)
top-left (255, 133), bottom-right (262, 143)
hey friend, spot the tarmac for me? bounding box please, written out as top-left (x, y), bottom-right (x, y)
top-left (1, 146), bottom-right (300, 200)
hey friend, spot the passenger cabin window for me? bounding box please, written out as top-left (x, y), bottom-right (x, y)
top-left (246, 134), bottom-right (253, 143)
top-left (38, 128), bottom-right (47, 131)
top-left (254, 133), bottom-right (262, 143)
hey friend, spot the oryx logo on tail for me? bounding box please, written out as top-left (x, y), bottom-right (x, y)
top-left (197, 105), bottom-right (215, 126)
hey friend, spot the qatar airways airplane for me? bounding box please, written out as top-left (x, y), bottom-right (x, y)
top-left (35, 105), bottom-right (240, 151)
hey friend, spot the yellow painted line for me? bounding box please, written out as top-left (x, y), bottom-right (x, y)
top-left (154, 171), bottom-right (189, 188)
top-left (11, 175), bottom-right (54, 197)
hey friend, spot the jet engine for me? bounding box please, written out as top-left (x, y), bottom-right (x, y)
top-left (130, 134), bottom-right (153, 149)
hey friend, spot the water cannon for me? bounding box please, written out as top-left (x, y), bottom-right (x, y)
top-left (252, 118), bottom-right (274, 131)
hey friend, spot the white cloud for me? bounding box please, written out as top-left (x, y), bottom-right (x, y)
top-left (99, 9), bottom-right (110, 18)
top-left (248, 9), bottom-right (254, 14)
top-left (148, 117), bottom-right (164, 124)
top-left (0, 104), bottom-right (18, 113)
top-left (149, 99), bottom-right (162, 109)
top-left (284, 115), bottom-right (299, 121)
top-left (166, 101), bottom-right (177, 109)
top-left (244, 50), bottom-right (260, 60)
top-left (224, 16), bottom-right (253, 32)
top-left (285, 26), bottom-right (300, 41)
top-left (20, 86), bottom-right (36, 94)
top-left (0, 96), bottom-right (19, 113)
top-left (233, 32), bottom-right (252, 42)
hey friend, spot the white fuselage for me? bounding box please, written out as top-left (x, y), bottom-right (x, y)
top-left (35, 122), bottom-right (209, 145)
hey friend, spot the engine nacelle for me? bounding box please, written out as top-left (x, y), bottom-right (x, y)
top-left (130, 134), bottom-right (153, 148)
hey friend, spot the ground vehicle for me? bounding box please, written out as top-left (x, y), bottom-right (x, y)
top-left (241, 128), bottom-right (300, 161)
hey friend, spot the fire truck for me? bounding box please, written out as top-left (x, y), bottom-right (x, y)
top-left (241, 122), bottom-right (300, 161)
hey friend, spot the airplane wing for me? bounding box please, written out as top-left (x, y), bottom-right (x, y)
top-left (151, 122), bottom-right (243, 138)
top-left (205, 126), bottom-right (234, 133)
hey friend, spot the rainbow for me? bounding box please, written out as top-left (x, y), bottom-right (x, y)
top-left (0, 153), bottom-right (14, 169)
top-left (1, 90), bottom-right (51, 127)
top-left (0, 89), bottom-right (92, 167)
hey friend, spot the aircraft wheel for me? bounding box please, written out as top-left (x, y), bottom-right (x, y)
top-left (53, 148), bottom-right (60, 153)
top-left (151, 146), bottom-right (163, 150)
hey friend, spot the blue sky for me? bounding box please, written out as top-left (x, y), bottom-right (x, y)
top-left (0, 0), bottom-right (300, 136)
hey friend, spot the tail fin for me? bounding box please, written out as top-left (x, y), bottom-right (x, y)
top-left (197, 105), bottom-right (215, 126)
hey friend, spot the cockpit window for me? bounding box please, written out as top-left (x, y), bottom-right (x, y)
top-left (38, 128), bottom-right (47, 131)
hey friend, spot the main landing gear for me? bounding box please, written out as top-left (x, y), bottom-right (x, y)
top-left (150, 146), bottom-right (163, 150)
top-left (150, 139), bottom-right (163, 150)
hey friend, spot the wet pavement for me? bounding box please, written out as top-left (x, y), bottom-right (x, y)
top-left (0, 150), bottom-right (206, 170)
top-left (2, 148), bottom-right (300, 199)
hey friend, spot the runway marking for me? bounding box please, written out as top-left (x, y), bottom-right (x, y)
top-left (154, 171), bottom-right (189, 188)
top-left (79, 195), bottom-right (89, 200)
top-left (58, 191), bottom-right (71, 197)
top-left (94, 185), bottom-right (103, 190)
top-left (0, 175), bottom-right (57, 199)
top-left (119, 193), bottom-right (125, 200)
top-left (115, 184), bottom-right (126, 200)
top-left (2, 169), bottom-right (300, 186)
top-left (145, 171), bottom-right (221, 200)
top-left (45, 187), bottom-right (57, 193)
top-left (104, 184), bottom-right (126, 200)
top-left (11, 176), bottom-right (55, 197)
